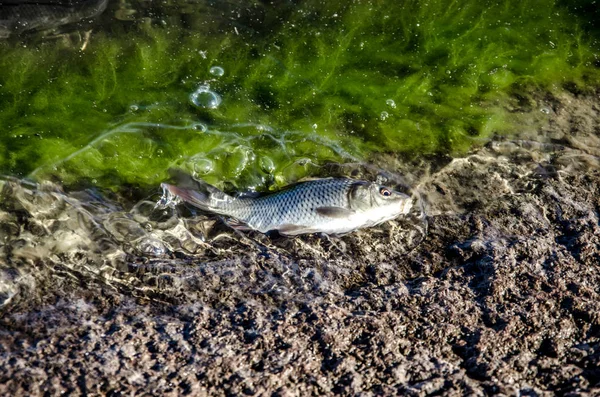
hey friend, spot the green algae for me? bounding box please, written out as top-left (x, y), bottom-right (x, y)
top-left (0, 0), bottom-right (598, 192)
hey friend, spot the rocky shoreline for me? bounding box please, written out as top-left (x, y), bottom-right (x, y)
top-left (1, 91), bottom-right (599, 395)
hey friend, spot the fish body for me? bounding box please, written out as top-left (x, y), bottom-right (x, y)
top-left (161, 177), bottom-right (413, 236)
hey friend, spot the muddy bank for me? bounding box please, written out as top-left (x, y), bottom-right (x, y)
top-left (1, 91), bottom-right (600, 395)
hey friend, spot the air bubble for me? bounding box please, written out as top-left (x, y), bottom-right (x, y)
top-left (192, 123), bottom-right (207, 132)
top-left (260, 156), bottom-right (275, 173)
top-left (380, 111), bottom-right (389, 121)
top-left (190, 85), bottom-right (222, 109)
top-left (540, 107), bottom-right (552, 114)
top-left (192, 158), bottom-right (214, 174)
top-left (386, 99), bottom-right (396, 108)
top-left (209, 66), bottom-right (224, 77)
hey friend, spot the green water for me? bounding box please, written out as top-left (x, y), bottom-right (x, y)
top-left (0, 0), bottom-right (598, 192)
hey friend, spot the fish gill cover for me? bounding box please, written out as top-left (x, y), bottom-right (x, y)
top-left (0, 0), bottom-right (598, 193)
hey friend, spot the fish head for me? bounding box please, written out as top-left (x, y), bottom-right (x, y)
top-left (348, 181), bottom-right (412, 219)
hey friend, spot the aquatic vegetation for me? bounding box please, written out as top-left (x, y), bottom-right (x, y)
top-left (0, 0), bottom-right (598, 192)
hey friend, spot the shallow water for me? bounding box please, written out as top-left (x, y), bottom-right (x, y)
top-left (1, 91), bottom-right (599, 312)
top-left (0, 0), bottom-right (597, 319)
top-left (0, 0), bottom-right (598, 311)
top-left (0, 162), bottom-right (427, 308)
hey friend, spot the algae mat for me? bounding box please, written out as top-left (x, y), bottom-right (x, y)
top-left (0, 0), bottom-right (598, 192)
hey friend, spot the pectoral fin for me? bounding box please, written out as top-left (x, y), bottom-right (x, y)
top-left (276, 224), bottom-right (319, 236)
top-left (316, 206), bottom-right (355, 218)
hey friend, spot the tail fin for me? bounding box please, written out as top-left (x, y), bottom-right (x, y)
top-left (161, 170), bottom-right (233, 214)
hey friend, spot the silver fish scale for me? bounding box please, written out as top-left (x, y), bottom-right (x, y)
top-left (222, 178), bottom-right (356, 232)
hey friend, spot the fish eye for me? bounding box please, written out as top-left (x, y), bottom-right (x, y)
top-left (379, 187), bottom-right (392, 197)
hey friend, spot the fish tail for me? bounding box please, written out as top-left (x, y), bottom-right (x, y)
top-left (161, 183), bottom-right (210, 212)
top-left (161, 171), bottom-right (233, 214)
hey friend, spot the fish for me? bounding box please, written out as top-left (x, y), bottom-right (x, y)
top-left (161, 175), bottom-right (413, 236)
